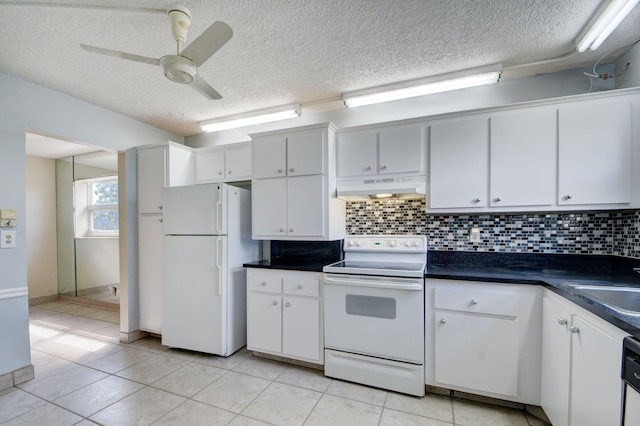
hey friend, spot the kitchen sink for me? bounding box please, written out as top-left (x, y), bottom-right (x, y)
top-left (571, 285), bottom-right (640, 315)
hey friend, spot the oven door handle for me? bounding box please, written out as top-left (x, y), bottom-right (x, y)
top-left (324, 275), bottom-right (423, 291)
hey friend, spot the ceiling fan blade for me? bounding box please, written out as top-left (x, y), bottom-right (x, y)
top-left (180, 21), bottom-right (232, 67)
top-left (190, 75), bottom-right (222, 100)
top-left (80, 43), bottom-right (159, 66)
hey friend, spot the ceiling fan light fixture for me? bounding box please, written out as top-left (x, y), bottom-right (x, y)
top-left (167, 4), bottom-right (192, 44)
top-left (343, 64), bottom-right (502, 108)
top-left (160, 56), bottom-right (197, 84)
top-left (576, 0), bottom-right (639, 52)
top-left (200, 104), bottom-right (301, 133)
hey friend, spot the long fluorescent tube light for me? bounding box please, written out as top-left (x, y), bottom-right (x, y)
top-left (576, 0), bottom-right (639, 52)
top-left (200, 104), bottom-right (301, 133)
top-left (343, 64), bottom-right (502, 108)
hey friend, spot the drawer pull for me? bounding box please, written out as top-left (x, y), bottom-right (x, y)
top-left (558, 318), bottom-right (567, 325)
top-left (272, 300), bottom-right (278, 306)
top-left (261, 281), bottom-right (267, 286)
top-left (440, 318), bottom-right (447, 324)
top-left (471, 299), bottom-right (478, 305)
top-left (297, 284), bottom-right (303, 289)
top-left (569, 326), bottom-right (580, 334)
top-left (285, 302), bottom-right (291, 307)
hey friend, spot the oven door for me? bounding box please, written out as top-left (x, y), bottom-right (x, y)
top-left (323, 273), bottom-right (424, 364)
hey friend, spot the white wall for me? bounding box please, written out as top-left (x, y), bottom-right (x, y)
top-left (75, 238), bottom-right (119, 292)
top-left (185, 65), bottom-right (617, 148)
top-left (0, 71), bottom-right (180, 376)
top-left (25, 156), bottom-right (58, 300)
top-left (616, 42), bottom-right (640, 89)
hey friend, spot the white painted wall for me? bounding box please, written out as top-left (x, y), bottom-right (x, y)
top-left (25, 156), bottom-right (58, 300)
top-left (185, 65), bottom-right (617, 148)
top-left (0, 71), bottom-right (180, 376)
top-left (616, 42), bottom-right (640, 89)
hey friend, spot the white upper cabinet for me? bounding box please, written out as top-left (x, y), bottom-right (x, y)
top-left (558, 99), bottom-right (632, 206)
top-left (138, 143), bottom-right (193, 214)
top-left (194, 143), bottom-right (252, 183)
top-left (251, 123), bottom-right (345, 241)
top-left (490, 107), bottom-right (557, 207)
top-left (429, 117), bottom-right (489, 209)
top-left (337, 125), bottom-right (425, 178)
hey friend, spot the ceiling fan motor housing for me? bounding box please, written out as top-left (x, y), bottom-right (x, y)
top-left (168, 4), bottom-right (191, 43)
top-left (160, 56), bottom-right (197, 84)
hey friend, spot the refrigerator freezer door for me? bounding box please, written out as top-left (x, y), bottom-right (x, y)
top-left (162, 235), bottom-right (227, 354)
top-left (163, 184), bottom-right (226, 235)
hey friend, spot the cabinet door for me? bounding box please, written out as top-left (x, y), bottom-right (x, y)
top-left (434, 311), bottom-right (518, 397)
top-left (287, 175), bottom-right (325, 237)
top-left (558, 100), bottom-right (631, 205)
top-left (252, 135), bottom-right (287, 178)
top-left (570, 315), bottom-right (625, 426)
top-left (540, 297), bottom-right (572, 426)
top-left (379, 126), bottom-right (424, 175)
top-left (287, 128), bottom-right (325, 176)
top-left (247, 292), bottom-right (282, 354)
top-left (252, 178), bottom-right (287, 238)
top-left (429, 117), bottom-right (489, 209)
top-left (337, 130), bottom-right (378, 177)
top-left (194, 149), bottom-right (225, 183)
top-left (138, 214), bottom-right (164, 333)
top-left (167, 146), bottom-right (194, 187)
top-left (138, 147), bottom-right (167, 214)
top-left (490, 108), bottom-right (556, 207)
top-left (283, 297), bottom-right (320, 361)
top-left (225, 146), bottom-right (252, 180)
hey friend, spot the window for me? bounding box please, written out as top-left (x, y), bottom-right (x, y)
top-left (75, 177), bottom-right (119, 237)
top-left (88, 179), bottom-right (119, 234)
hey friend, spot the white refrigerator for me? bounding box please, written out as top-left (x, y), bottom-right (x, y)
top-left (161, 183), bottom-right (259, 356)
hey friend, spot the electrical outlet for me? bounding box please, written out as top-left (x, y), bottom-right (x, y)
top-left (469, 228), bottom-right (481, 243)
top-left (1, 230), bottom-right (16, 248)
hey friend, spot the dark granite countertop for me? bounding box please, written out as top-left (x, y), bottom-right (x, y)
top-left (244, 259), bottom-right (331, 273)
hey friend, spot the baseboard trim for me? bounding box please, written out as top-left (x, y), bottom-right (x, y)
top-left (28, 294), bottom-right (59, 306)
top-left (0, 365), bottom-right (34, 392)
top-left (0, 287), bottom-right (28, 300)
top-left (120, 329), bottom-right (148, 344)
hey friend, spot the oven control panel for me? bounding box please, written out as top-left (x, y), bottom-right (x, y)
top-left (344, 235), bottom-right (426, 252)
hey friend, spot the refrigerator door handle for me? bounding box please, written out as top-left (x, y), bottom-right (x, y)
top-left (216, 187), bottom-right (223, 234)
top-left (216, 237), bottom-right (222, 296)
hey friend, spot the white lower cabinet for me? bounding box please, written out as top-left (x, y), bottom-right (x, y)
top-left (425, 279), bottom-right (542, 404)
top-left (246, 269), bottom-right (323, 364)
top-left (541, 290), bottom-right (628, 426)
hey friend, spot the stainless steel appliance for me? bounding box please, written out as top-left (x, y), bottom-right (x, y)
top-left (623, 337), bottom-right (640, 425)
top-left (323, 235), bottom-right (427, 396)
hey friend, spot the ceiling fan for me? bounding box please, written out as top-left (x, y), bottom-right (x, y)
top-left (80, 4), bottom-right (232, 100)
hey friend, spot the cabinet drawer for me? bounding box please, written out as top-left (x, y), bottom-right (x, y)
top-left (434, 286), bottom-right (519, 316)
top-left (283, 275), bottom-right (320, 297)
top-left (247, 269), bottom-right (282, 293)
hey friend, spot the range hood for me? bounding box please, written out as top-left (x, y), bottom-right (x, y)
top-left (337, 175), bottom-right (426, 201)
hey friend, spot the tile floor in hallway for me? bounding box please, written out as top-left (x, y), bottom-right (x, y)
top-left (1, 301), bottom-right (547, 425)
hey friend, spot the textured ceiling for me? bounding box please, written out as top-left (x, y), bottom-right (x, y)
top-left (1, 0), bottom-right (639, 136)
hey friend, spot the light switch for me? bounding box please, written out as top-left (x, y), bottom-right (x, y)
top-left (0, 230), bottom-right (16, 248)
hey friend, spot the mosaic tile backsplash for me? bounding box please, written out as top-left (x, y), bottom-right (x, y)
top-left (346, 199), bottom-right (640, 258)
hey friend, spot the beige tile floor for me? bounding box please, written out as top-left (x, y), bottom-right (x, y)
top-left (1, 301), bottom-right (547, 425)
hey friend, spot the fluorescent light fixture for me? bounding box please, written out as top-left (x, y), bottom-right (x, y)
top-left (576, 0), bottom-right (639, 52)
top-left (343, 64), bottom-right (502, 108)
top-left (200, 104), bottom-right (301, 133)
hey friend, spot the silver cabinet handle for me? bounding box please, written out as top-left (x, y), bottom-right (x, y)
top-left (290, 168), bottom-right (295, 172)
top-left (158, 205), bottom-right (163, 210)
top-left (159, 218), bottom-right (163, 223)
top-left (569, 326), bottom-right (580, 333)
top-left (278, 168), bottom-right (283, 173)
top-left (381, 165), bottom-right (387, 170)
top-left (261, 281), bottom-right (267, 286)
top-left (228, 170), bottom-right (232, 174)
top-left (565, 194), bottom-right (573, 200)
top-left (279, 228), bottom-right (285, 232)
top-left (273, 300), bottom-right (278, 306)
top-left (472, 198), bottom-right (481, 203)
top-left (366, 166), bottom-right (372, 171)
top-left (285, 302), bottom-right (291, 307)
top-left (440, 318), bottom-right (446, 324)
top-left (558, 318), bottom-right (567, 325)
top-left (494, 197), bottom-right (502, 202)
top-left (297, 284), bottom-right (303, 289)
top-left (289, 228), bottom-right (294, 232)
top-left (218, 171), bottom-right (223, 175)
top-left (471, 299), bottom-right (478, 305)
